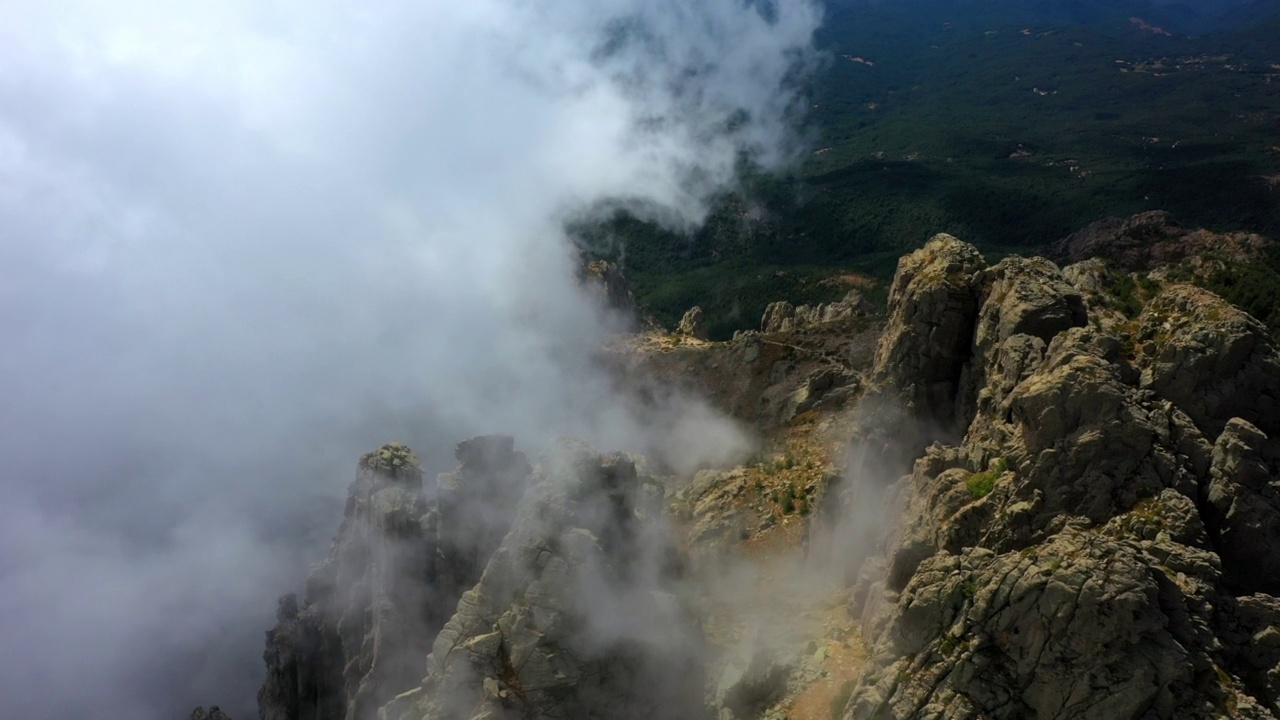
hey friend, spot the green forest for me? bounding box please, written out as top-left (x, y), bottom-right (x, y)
top-left (581, 5), bottom-right (1280, 339)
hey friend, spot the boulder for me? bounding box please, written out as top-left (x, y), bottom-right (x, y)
top-left (714, 639), bottom-right (795, 720)
top-left (677, 306), bottom-right (710, 340)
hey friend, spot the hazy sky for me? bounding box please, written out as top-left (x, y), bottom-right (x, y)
top-left (0, 1), bottom-right (821, 717)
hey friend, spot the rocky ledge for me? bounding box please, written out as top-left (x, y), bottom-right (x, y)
top-left (226, 229), bottom-right (1279, 720)
top-left (829, 234), bottom-right (1280, 719)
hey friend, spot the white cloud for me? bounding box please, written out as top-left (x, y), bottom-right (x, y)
top-left (0, 0), bottom-right (821, 717)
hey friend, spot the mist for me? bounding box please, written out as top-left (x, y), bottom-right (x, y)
top-left (0, 1), bottom-right (822, 718)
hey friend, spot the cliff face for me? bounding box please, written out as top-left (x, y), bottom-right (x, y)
top-left (258, 439), bottom-right (698, 720)
top-left (258, 439), bottom-right (531, 720)
top-left (833, 235), bottom-right (1280, 719)
top-left (388, 442), bottom-right (701, 720)
top-left (247, 232), bottom-right (1280, 720)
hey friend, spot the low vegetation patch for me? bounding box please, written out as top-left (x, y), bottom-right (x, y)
top-left (966, 457), bottom-right (1007, 499)
top-left (360, 441), bottom-right (423, 480)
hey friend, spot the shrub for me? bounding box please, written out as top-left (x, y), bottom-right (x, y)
top-left (359, 441), bottom-right (423, 482)
top-left (965, 457), bottom-right (1007, 499)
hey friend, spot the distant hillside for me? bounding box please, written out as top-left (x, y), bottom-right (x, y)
top-left (580, 2), bottom-right (1280, 337)
top-left (825, 0), bottom-right (1280, 34)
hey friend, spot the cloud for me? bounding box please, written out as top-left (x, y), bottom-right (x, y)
top-left (0, 0), bottom-right (821, 717)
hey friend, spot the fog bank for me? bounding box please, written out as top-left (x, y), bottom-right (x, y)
top-left (0, 1), bottom-right (821, 717)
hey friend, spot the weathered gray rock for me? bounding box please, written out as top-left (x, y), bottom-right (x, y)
top-left (1220, 594), bottom-right (1280, 711)
top-left (1135, 285), bottom-right (1280, 438)
top-left (1061, 257), bottom-right (1111, 294)
top-left (430, 436), bottom-right (532, 629)
top-left (957, 255), bottom-right (1087, 425)
top-left (760, 291), bottom-right (872, 334)
top-left (259, 442), bottom-right (433, 720)
top-left (577, 255), bottom-right (638, 324)
top-left (865, 234), bottom-right (986, 431)
top-left (1061, 258), bottom-right (1135, 330)
top-left (1207, 419), bottom-right (1280, 595)
top-left (259, 592), bottom-right (342, 720)
top-left (258, 439), bottom-right (532, 720)
top-left (190, 707), bottom-right (232, 720)
top-left (846, 530), bottom-right (1248, 720)
top-left (677, 306), bottom-right (710, 340)
top-left (780, 367), bottom-right (860, 422)
top-left (714, 639), bottom-right (795, 720)
top-left (833, 238), bottom-right (1280, 719)
top-left (968, 327), bottom-right (1205, 527)
top-left (397, 441), bottom-right (704, 720)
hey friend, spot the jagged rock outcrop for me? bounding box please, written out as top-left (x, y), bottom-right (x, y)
top-left (389, 441), bottom-right (703, 720)
top-left (812, 235), bottom-right (986, 576)
top-left (428, 436), bottom-right (532, 630)
top-left (677, 306), bottom-right (710, 340)
top-left (1208, 419), bottom-right (1280, 595)
top-left (191, 707), bottom-right (232, 720)
top-left (832, 235), bottom-right (1280, 719)
top-left (760, 291), bottom-right (872, 334)
top-left (1046, 210), bottom-right (1272, 271)
top-left (577, 255), bottom-right (638, 323)
top-left (1133, 285), bottom-right (1280, 439)
top-left (259, 439), bottom-right (532, 720)
top-left (259, 592), bottom-right (339, 720)
top-left (860, 233), bottom-right (986, 435)
top-left (249, 232), bottom-right (1280, 720)
top-left (1061, 257), bottom-right (1135, 329)
top-left (955, 255), bottom-right (1087, 426)
top-left (259, 442), bottom-right (434, 720)
top-left (618, 311), bottom-right (881, 430)
top-left (849, 522), bottom-right (1251, 719)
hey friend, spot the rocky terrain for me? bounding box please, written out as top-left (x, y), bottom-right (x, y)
top-left (208, 224), bottom-right (1280, 720)
top-left (832, 234), bottom-right (1280, 719)
top-left (1045, 211), bottom-right (1273, 272)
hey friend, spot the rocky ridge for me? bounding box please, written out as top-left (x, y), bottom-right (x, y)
top-left (258, 439), bottom-right (531, 720)
top-left (1046, 210), bottom-right (1272, 272)
top-left (387, 441), bottom-right (701, 720)
top-left (831, 234), bottom-right (1280, 719)
top-left (760, 291), bottom-right (874, 335)
top-left (237, 227), bottom-right (1279, 720)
